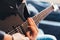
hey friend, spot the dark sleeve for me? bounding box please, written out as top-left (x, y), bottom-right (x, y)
top-left (0, 31), bottom-right (5, 40)
top-left (0, 33), bottom-right (4, 40)
top-left (17, 3), bottom-right (26, 21)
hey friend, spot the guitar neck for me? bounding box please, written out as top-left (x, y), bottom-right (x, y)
top-left (33, 5), bottom-right (54, 25)
top-left (21, 5), bottom-right (54, 34)
top-left (8, 5), bottom-right (54, 35)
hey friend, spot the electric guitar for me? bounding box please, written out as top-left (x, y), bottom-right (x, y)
top-left (0, 5), bottom-right (59, 35)
top-left (8, 5), bottom-right (55, 35)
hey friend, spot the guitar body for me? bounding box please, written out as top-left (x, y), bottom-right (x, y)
top-left (0, 14), bottom-right (24, 34)
top-left (0, 4), bottom-right (59, 35)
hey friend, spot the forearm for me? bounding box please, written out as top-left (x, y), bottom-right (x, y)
top-left (4, 34), bottom-right (12, 40)
top-left (0, 31), bottom-right (12, 40)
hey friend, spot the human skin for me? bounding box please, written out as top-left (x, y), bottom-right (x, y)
top-left (4, 18), bottom-right (38, 40)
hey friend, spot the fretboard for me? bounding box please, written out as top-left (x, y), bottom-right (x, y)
top-left (33, 5), bottom-right (54, 25)
top-left (20, 5), bottom-right (54, 34)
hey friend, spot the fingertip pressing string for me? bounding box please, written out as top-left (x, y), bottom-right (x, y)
top-left (12, 36), bottom-right (14, 40)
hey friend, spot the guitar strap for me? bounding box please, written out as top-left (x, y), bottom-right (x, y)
top-left (16, 3), bottom-right (26, 21)
top-left (16, 2), bottom-right (30, 21)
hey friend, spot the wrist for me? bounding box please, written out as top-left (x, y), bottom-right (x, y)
top-left (12, 33), bottom-right (29, 40)
top-left (4, 34), bottom-right (12, 40)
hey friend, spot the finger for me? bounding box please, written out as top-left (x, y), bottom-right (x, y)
top-left (26, 31), bottom-right (32, 39)
top-left (27, 18), bottom-right (38, 32)
top-left (27, 18), bottom-right (37, 30)
top-left (27, 18), bottom-right (36, 26)
top-left (26, 31), bottom-right (35, 40)
top-left (28, 26), bottom-right (37, 33)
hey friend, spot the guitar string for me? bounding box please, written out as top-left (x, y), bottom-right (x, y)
top-left (8, 26), bottom-right (23, 34)
top-left (8, 5), bottom-right (54, 34)
top-left (33, 5), bottom-right (54, 24)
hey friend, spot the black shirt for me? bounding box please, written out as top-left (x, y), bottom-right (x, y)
top-left (0, 0), bottom-right (29, 21)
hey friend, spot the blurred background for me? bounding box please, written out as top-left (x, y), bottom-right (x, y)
top-left (26, 0), bottom-right (60, 40)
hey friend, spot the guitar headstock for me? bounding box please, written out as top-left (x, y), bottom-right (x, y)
top-left (52, 4), bottom-right (60, 12)
top-left (46, 0), bottom-right (60, 11)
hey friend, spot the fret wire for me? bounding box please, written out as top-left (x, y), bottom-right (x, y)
top-left (8, 29), bottom-right (16, 34)
top-left (16, 26), bottom-right (24, 34)
top-left (8, 26), bottom-right (23, 34)
top-left (33, 5), bottom-right (54, 25)
top-left (16, 27), bottom-right (20, 33)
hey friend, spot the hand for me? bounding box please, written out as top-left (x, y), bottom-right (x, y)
top-left (26, 18), bottom-right (38, 40)
top-left (4, 33), bottom-right (29, 40)
top-left (4, 34), bottom-right (12, 40)
top-left (12, 33), bottom-right (29, 40)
